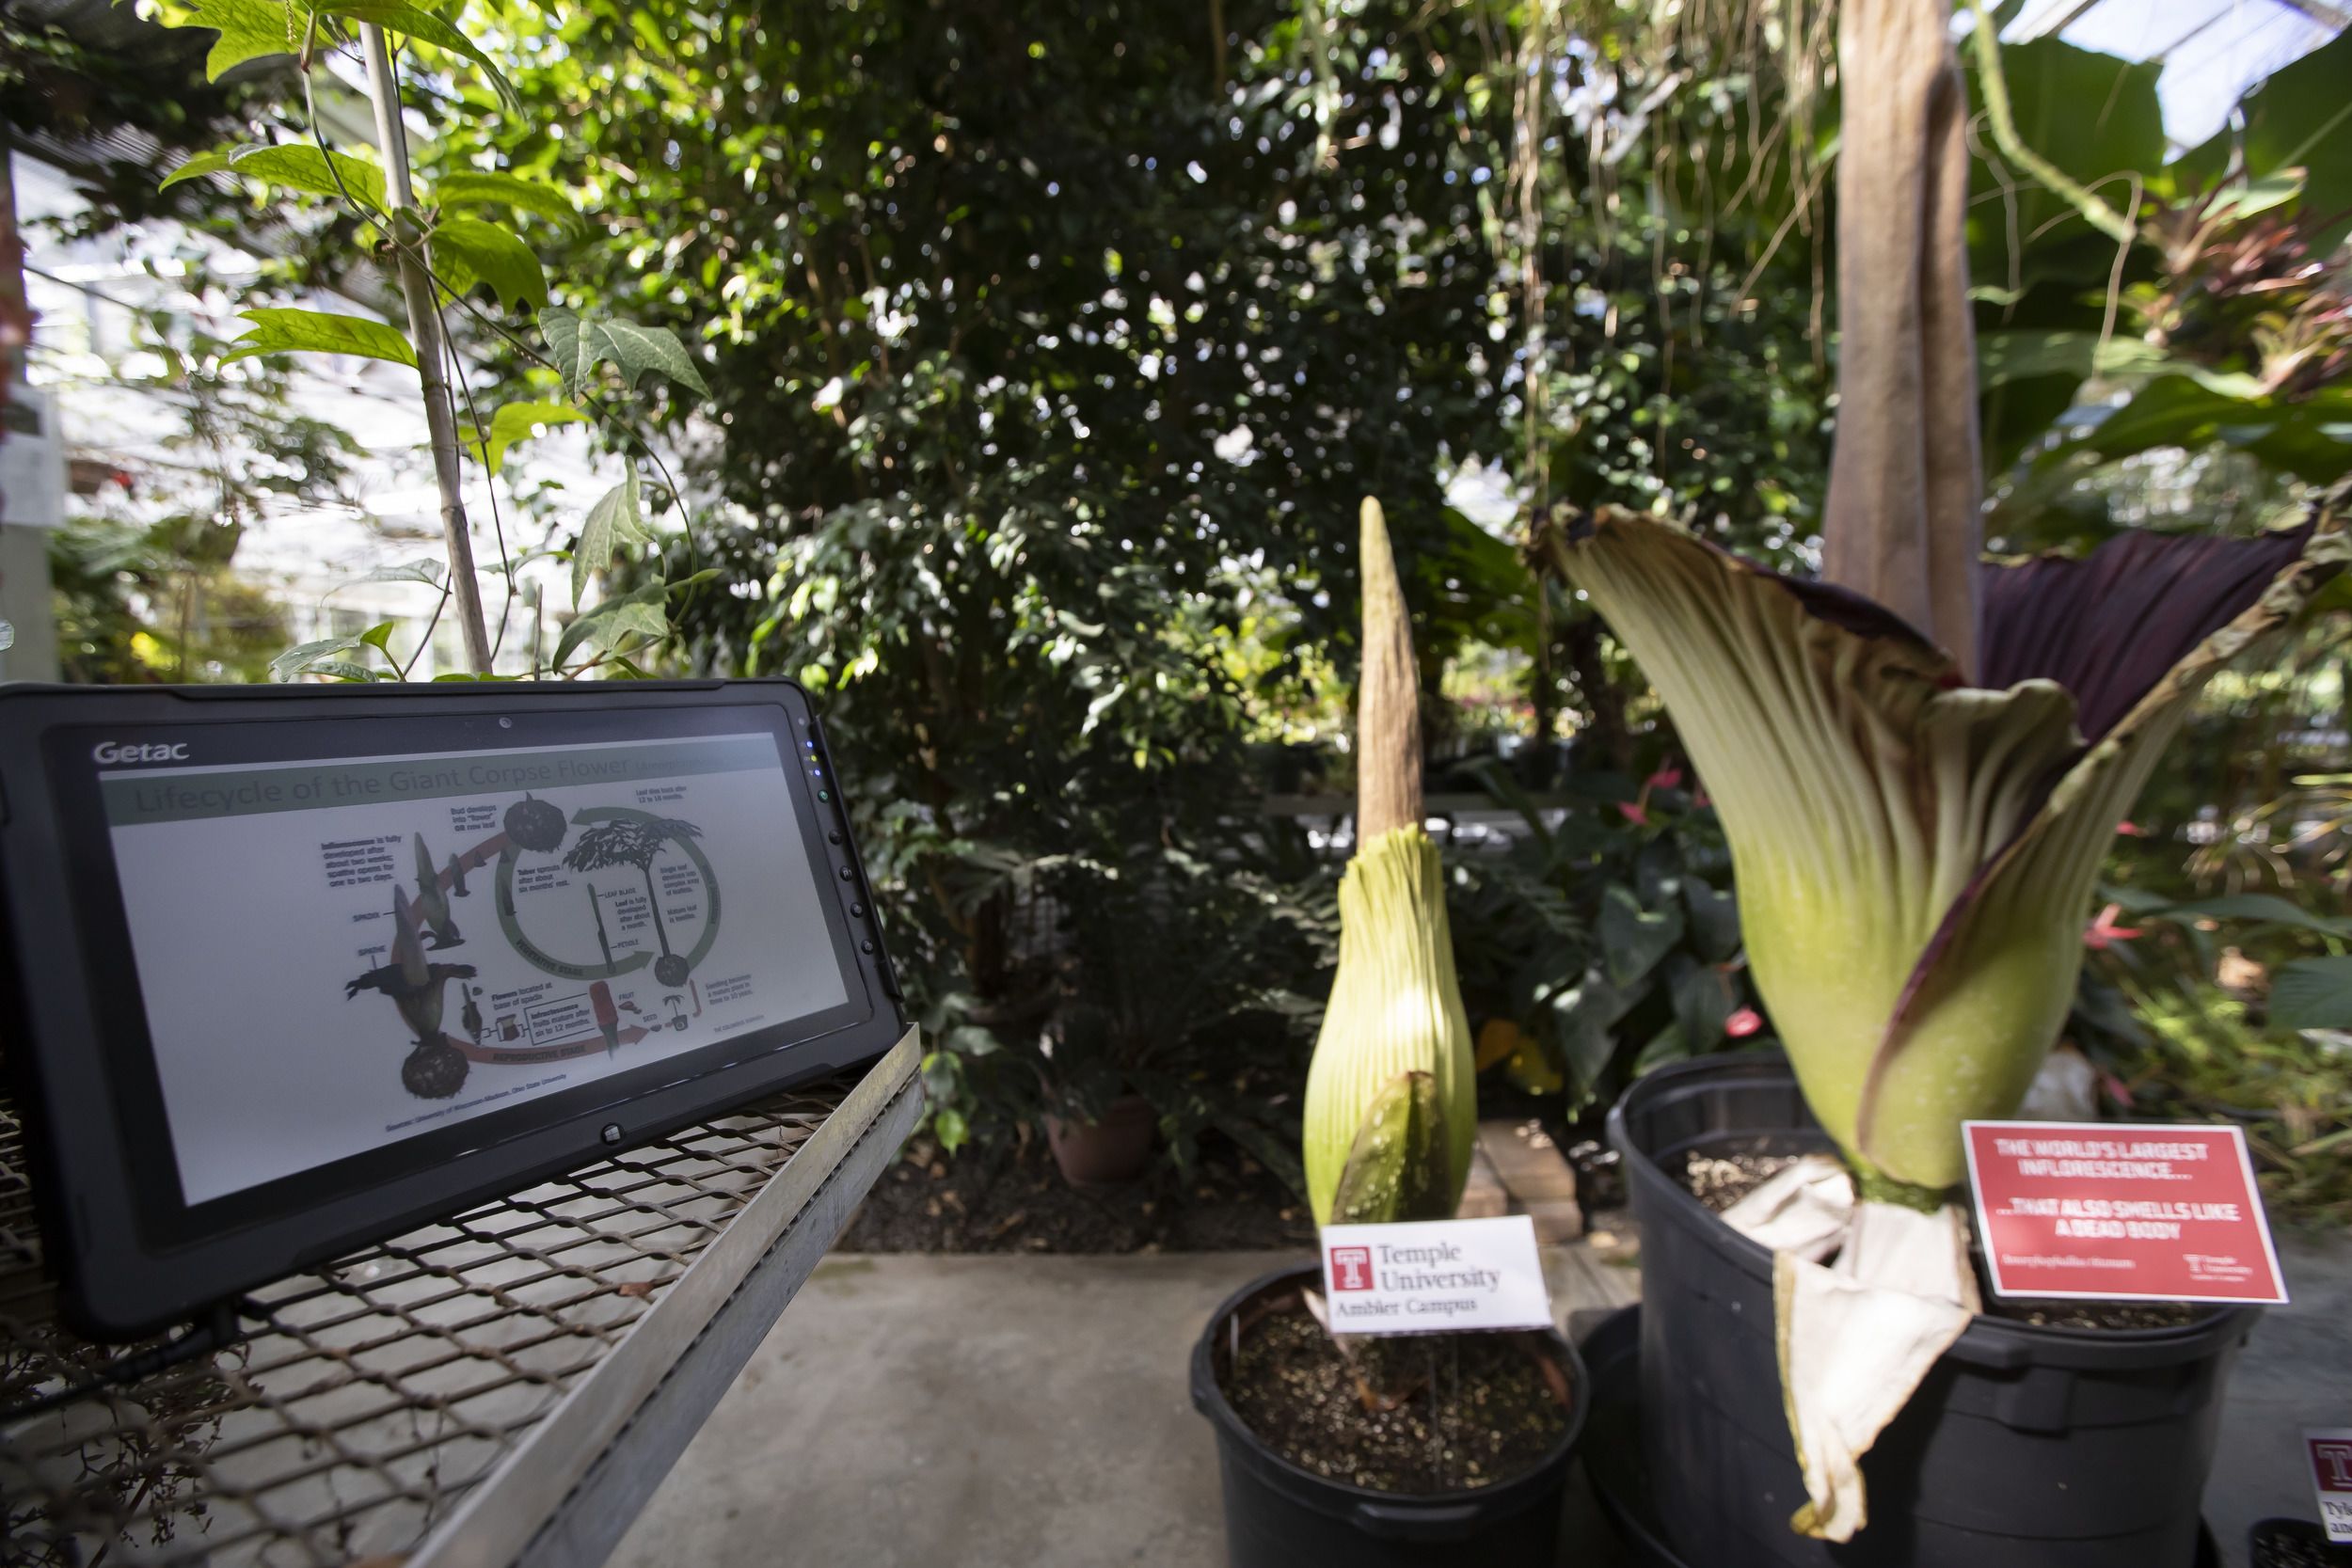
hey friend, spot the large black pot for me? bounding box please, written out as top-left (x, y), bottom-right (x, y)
top-left (1610, 1053), bottom-right (2257, 1567)
top-left (1190, 1264), bottom-right (1589, 1568)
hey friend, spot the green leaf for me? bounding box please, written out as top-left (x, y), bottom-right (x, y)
top-left (327, 558), bottom-right (446, 594)
top-left (2271, 956), bottom-right (2352, 1032)
top-left (2135, 893), bottom-right (2352, 941)
top-left (2173, 29), bottom-right (2352, 252)
top-left (1963, 38), bottom-right (2163, 283)
top-left (178, 0), bottom-right (305, 80)
top-left (1668, 956), bottom-right (1735, 1052)
top-left (1681, 873), bottom-right (1741, 963)
top-left (304, 658), bottom-right (391, 683)
top-left (222, 308), bottom-right (417, 370)
top-left (538, 306), bottom-right (709, 397)
top-left (572, 470), bottom-right (645, 606)
top-left (209, 144), bottom-right (388, 209)
top-left (158, 147), bottom-right (246, 191)
top-left (478, 400), bottom-right (588, 476)
top-left (1599, 883), bottom-right (1684, 988)
top-left (593, 317), bottom-right (711, 395)
top-left (931, 1105), bottom-right (970, 1153)
top-left (539, 305), bottom-right (593, 389)
top-left (358, 620), bottom-right (397, 653)
top-left (431, 216), bottom-right (547, 310)
top-left (554, 579), bottom-right (668, 666)
top-left (434, 171), bottom-right (579, 228)
top-left (270, 633), bottom-right (378, 682)
top-left (311, 1), bottom-right (520, 107)
top-left (1540, 966), bottom-right (1632, 1095)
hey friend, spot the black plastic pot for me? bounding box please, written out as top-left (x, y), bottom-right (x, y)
top-left (1609, 1053), bottom-right (2258, 1568)
top-left (1190, 1264), bottom-right (1589, 1568)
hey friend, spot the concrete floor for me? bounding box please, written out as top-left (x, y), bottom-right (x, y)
top-left (611, 1233), bottom-right (2349, 1568)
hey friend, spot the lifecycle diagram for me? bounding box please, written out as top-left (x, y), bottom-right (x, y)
top-left (343, 794), bottom-right (721, 1101)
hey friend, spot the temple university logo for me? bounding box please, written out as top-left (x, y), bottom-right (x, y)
top-left (1328, 1245), bottom-right (1373, 1292)
top-left (2314, 1437), bottom-right (2352, 1494)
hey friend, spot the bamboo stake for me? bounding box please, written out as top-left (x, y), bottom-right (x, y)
top-left (361, 24), bottom-right (493, 675)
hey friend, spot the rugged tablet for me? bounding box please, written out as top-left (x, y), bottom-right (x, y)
top-left (0, 680), bottom-right (903, 1339)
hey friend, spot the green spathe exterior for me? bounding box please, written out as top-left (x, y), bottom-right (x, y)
top-left (1539, 505), bottom-right (2345, 1192)
top-left (1301, 825), bottom-right (1476, 1225)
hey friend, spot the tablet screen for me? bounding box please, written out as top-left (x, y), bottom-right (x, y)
top-left (97, 729), bottom-right (848, 1206)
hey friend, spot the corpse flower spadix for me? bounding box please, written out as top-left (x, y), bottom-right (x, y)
top-left (1537, 503), bottom-right (2345, 1194)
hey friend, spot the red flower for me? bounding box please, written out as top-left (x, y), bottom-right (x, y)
top-left (1645, 765), bottom-right (1685, 792)
top-left (2082, 903), bottom-right (2142, 950)
top-left (1725, 1006), bottom-right (1763, 1038)
top-left (1618, 801), bottom-right (1650, 826)
top-left (2115, 820), bottom-right (2147, 837)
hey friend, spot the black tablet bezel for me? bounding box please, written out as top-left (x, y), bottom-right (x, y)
top-left (0, 679), bottom-right (906, 1340)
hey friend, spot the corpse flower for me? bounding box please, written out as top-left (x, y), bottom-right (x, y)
top-left (1536, 501), bottom-right (2344, 1196)
top-left (1300, 498), bottom-right (1476, 1227)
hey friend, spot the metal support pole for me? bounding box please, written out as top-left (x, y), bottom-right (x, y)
top-left (360, 25), bottom-right (494, 675)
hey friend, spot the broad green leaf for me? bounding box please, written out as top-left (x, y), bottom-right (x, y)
top-left (1599, 882), bottom-right (1684, 988)
top-left (572, 469), bottom-right (644, 605)
top-left (539, 305), bottom-right (594, 389)
top-left (2173, 29), bottom-right (2352, 252)
top-left (270, 633), bottom-right (376, 682)
top-left (326, 558), bottom-right (445, 594)
top-left (158, 147), bottom-right (247, 190)
top-left (180, 0), bottom-right (305, 80)
top-left (1668, 955), bottom-right (1735, 1052)
top-left (435, 171), bottom-right (579, 228)
top-left (223, 308), bottom-right (417, 370)
top-left (592, 317), bottom-right (711, 395)
top-left (358, 620), bottom-right (397, 653)
top-left (312, 1), bottom-right (520, 106)
top-left (554, 579), bottom-right (669, 666)
top-left (432, 215), bottom-right (547, 309)
top-left (2271, 957), bottom-right (2352, 1032)
top-left (539, 307), bottom-right (709, 396)
top-left (209, 145), bottom-right (388, 209)
top-left (1962, 38), bottom-right (2163, 285)
top-left (303, 658), bottom-right (391, 683)
top-left (1682, 874), bottom-right (1741, 963)
top-left (478, 400), bottom-right (588, 475)
top-left (1978, 330), bottom-right (2165, 391)
top-left (2135, 892), bottom-right (2352, 941)
top-left (1540, 966), bottom-right (1632, 1095)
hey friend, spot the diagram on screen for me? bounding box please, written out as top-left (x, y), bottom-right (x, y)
top-left (344, 795), bottom-right (720, 1100)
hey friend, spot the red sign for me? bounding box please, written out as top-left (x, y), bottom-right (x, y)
top-left (1962, 1121), bottom-right (2287, 1305)
top-left (2312, 1429), bottom-right (2352, 1544)
top-left (1327, 1245), bottom-right (1373, 1292)
top-left (2315, 1435), bottom-right (2352, 1494)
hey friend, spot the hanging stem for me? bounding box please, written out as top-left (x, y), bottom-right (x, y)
top-left (1963, 0), bottom-right (2137, 248)
top-left (360, 24), bottom-right (493, 675)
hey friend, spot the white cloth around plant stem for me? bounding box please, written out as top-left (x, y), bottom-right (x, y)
top-left (1722, 1163), bottom-right (1978, 1543)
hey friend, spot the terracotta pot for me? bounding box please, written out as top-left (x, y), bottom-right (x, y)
top-left (1043, 1093), bottom-right (1156, 1184)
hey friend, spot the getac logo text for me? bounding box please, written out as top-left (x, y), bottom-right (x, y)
top-left (92, 741), bottom-right (190, 765)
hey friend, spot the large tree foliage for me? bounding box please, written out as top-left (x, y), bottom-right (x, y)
top-left (422, 0), bottom-right (1502, 1093)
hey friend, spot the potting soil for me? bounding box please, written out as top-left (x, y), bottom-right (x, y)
top-left (1217, 1300), bottom-right (1566, 1494)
